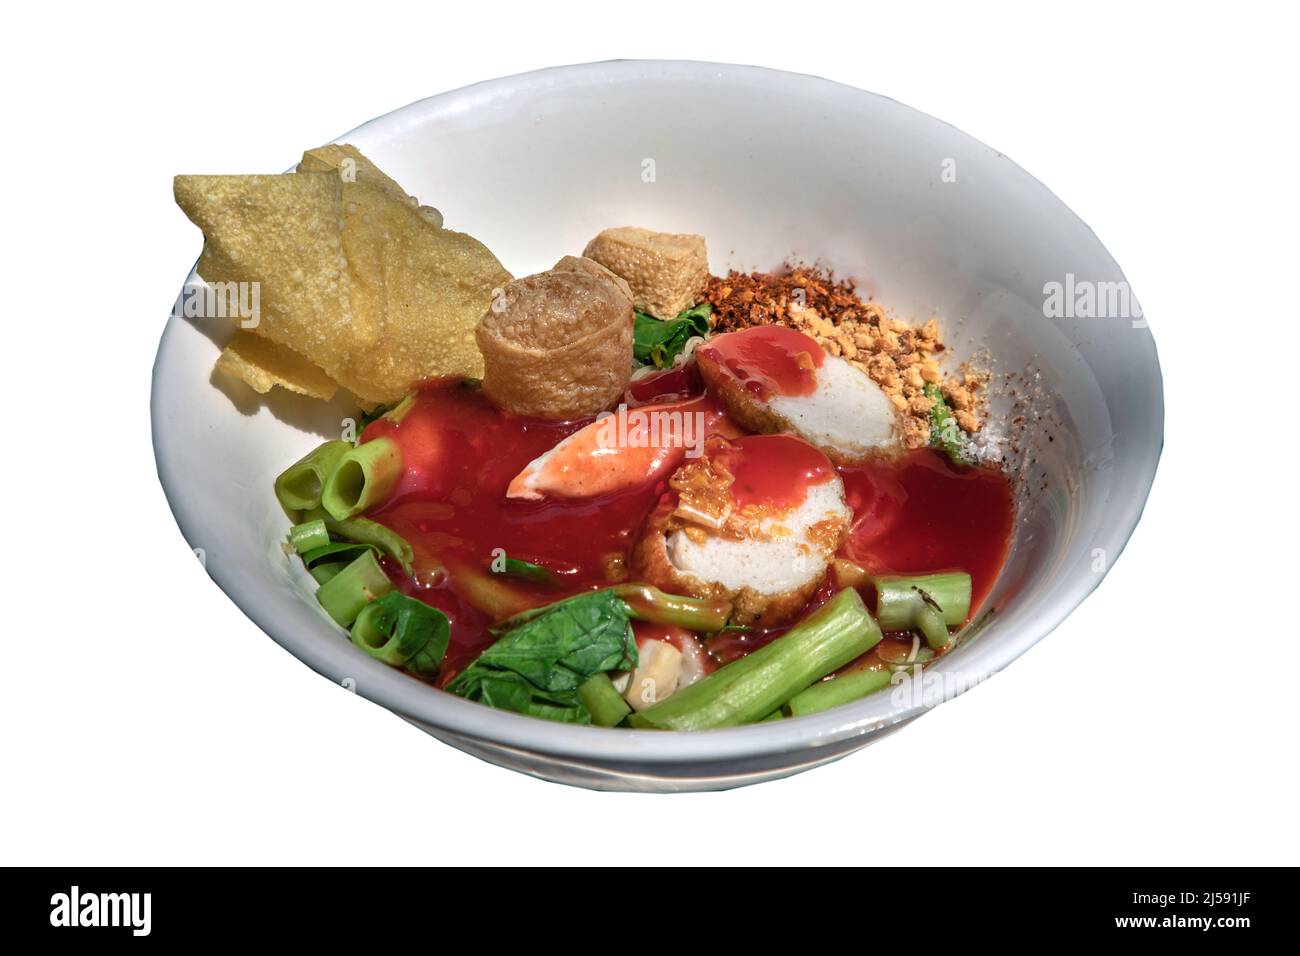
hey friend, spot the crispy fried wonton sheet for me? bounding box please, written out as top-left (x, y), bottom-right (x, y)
top-left (215, 330), bottom-right (337, 400)
top-left (174, 146), bottom-right (511, 405)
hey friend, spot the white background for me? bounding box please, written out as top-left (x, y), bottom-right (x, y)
top-left (3, 2), bottom-right (1296, 865)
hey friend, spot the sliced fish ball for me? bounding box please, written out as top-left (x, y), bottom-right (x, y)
top-left (696, 325), bottom-right (901, 462)
top-left (766, 355), bottom-right (897, 458)
top-left (666, 478), bottom-right (851, 597)
top-left (631, 434), bottom-right (853, 626)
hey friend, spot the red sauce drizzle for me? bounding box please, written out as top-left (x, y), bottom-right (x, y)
top-left (626, 366), bottom-right (701, 405)
top-left (696, 325), bottom-right (824, 400)
top-left (838, 450), bottom-right (1014, 612)
top-left (362, 376), bottom-right (726, 678)
top-left (708, 451), bottom-right (1014, 665)
top-left (362, 383), bottom-right (640, 677)
top-left (713, 434), bottom-right (836, 511)
top-left (359, 380), bottom-right (1014, 681)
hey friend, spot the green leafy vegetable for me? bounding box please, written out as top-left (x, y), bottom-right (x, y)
top-left (632, 303), bottom-right (712, 368)
top-left (448, 589), bottom-right (638, 723)
top-left (351, 593), bottom-right (450, 678)
top-left (924, 383), bottom-right (974, 466)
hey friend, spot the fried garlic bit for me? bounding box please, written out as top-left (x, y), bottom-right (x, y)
top-left (174, 144), bottom-right (512, 405)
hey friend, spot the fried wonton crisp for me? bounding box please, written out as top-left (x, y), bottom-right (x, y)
top-left (174, 146), bottom-right (511, 405)
top-left (215, 330), bottom-right (337, 400)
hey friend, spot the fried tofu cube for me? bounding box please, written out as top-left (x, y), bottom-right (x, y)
top-left (582, 227), bottom-right (708, 320)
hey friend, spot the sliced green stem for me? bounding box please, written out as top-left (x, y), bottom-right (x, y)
top-left (832, 558), bottom-right (871, 590)
top-left (614, 583), bottom-right (732, 633)
top-left (577, 673), bottom-right (633, 727)
top-left (316, 550), bottom-right (393, 627)
top-left (288, 519), bottom-right (330, 555)
top-left (274, 440), bottom-right (351, 515)
top-left (628, 588), bottom-right (882, 730)
top-left (488, 583), bottom-right (732, 636)
top-left (309, 562), bottom-right (347, 585)
top-left (874, 572), bottom-right (971, 631)
top-left (321, 437), bottom-right (403, 521)
top-left (446, 556), bottom-right (535, 621)
top-left (301, 507), bottom-right (413, 573)
top-left (914, 603), bottom-right (951, 650)
top-left (490, 557), bottom-right (552, 584)
top-left (786, 668), bottom-right (894, 717)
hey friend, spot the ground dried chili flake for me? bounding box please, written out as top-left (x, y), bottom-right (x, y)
top-left (705, 268), bottom-right (883, 332)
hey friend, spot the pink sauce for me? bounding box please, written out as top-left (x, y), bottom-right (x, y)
top-left (695, 325), bottom-right (824, 400)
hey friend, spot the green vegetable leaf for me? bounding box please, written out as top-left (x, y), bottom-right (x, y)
top-left (633, 303), bottom-right (712, 368)
top-left (348, 595), bottom-right (449, 676)
top-left (473, 672), bottom-right (592, 723)
top-left (447, 589), bottom-right (638, 723)
top-left (351, 592), bottom-right (450, 678)
top-left (924, 383), bottom-right (974, 467)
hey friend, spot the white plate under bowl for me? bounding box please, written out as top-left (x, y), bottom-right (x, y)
top-left (153, 60), bottom-right (1163, 792)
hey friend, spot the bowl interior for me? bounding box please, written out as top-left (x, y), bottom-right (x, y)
top-left (154, 61), bottom-right (1162, 765)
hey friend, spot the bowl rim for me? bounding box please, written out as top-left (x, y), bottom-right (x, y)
top-left (152, 58), bottom-right (1164, 764)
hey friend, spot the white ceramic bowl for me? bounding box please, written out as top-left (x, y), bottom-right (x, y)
top-left (153, 61), bottom-right (1163, 791)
